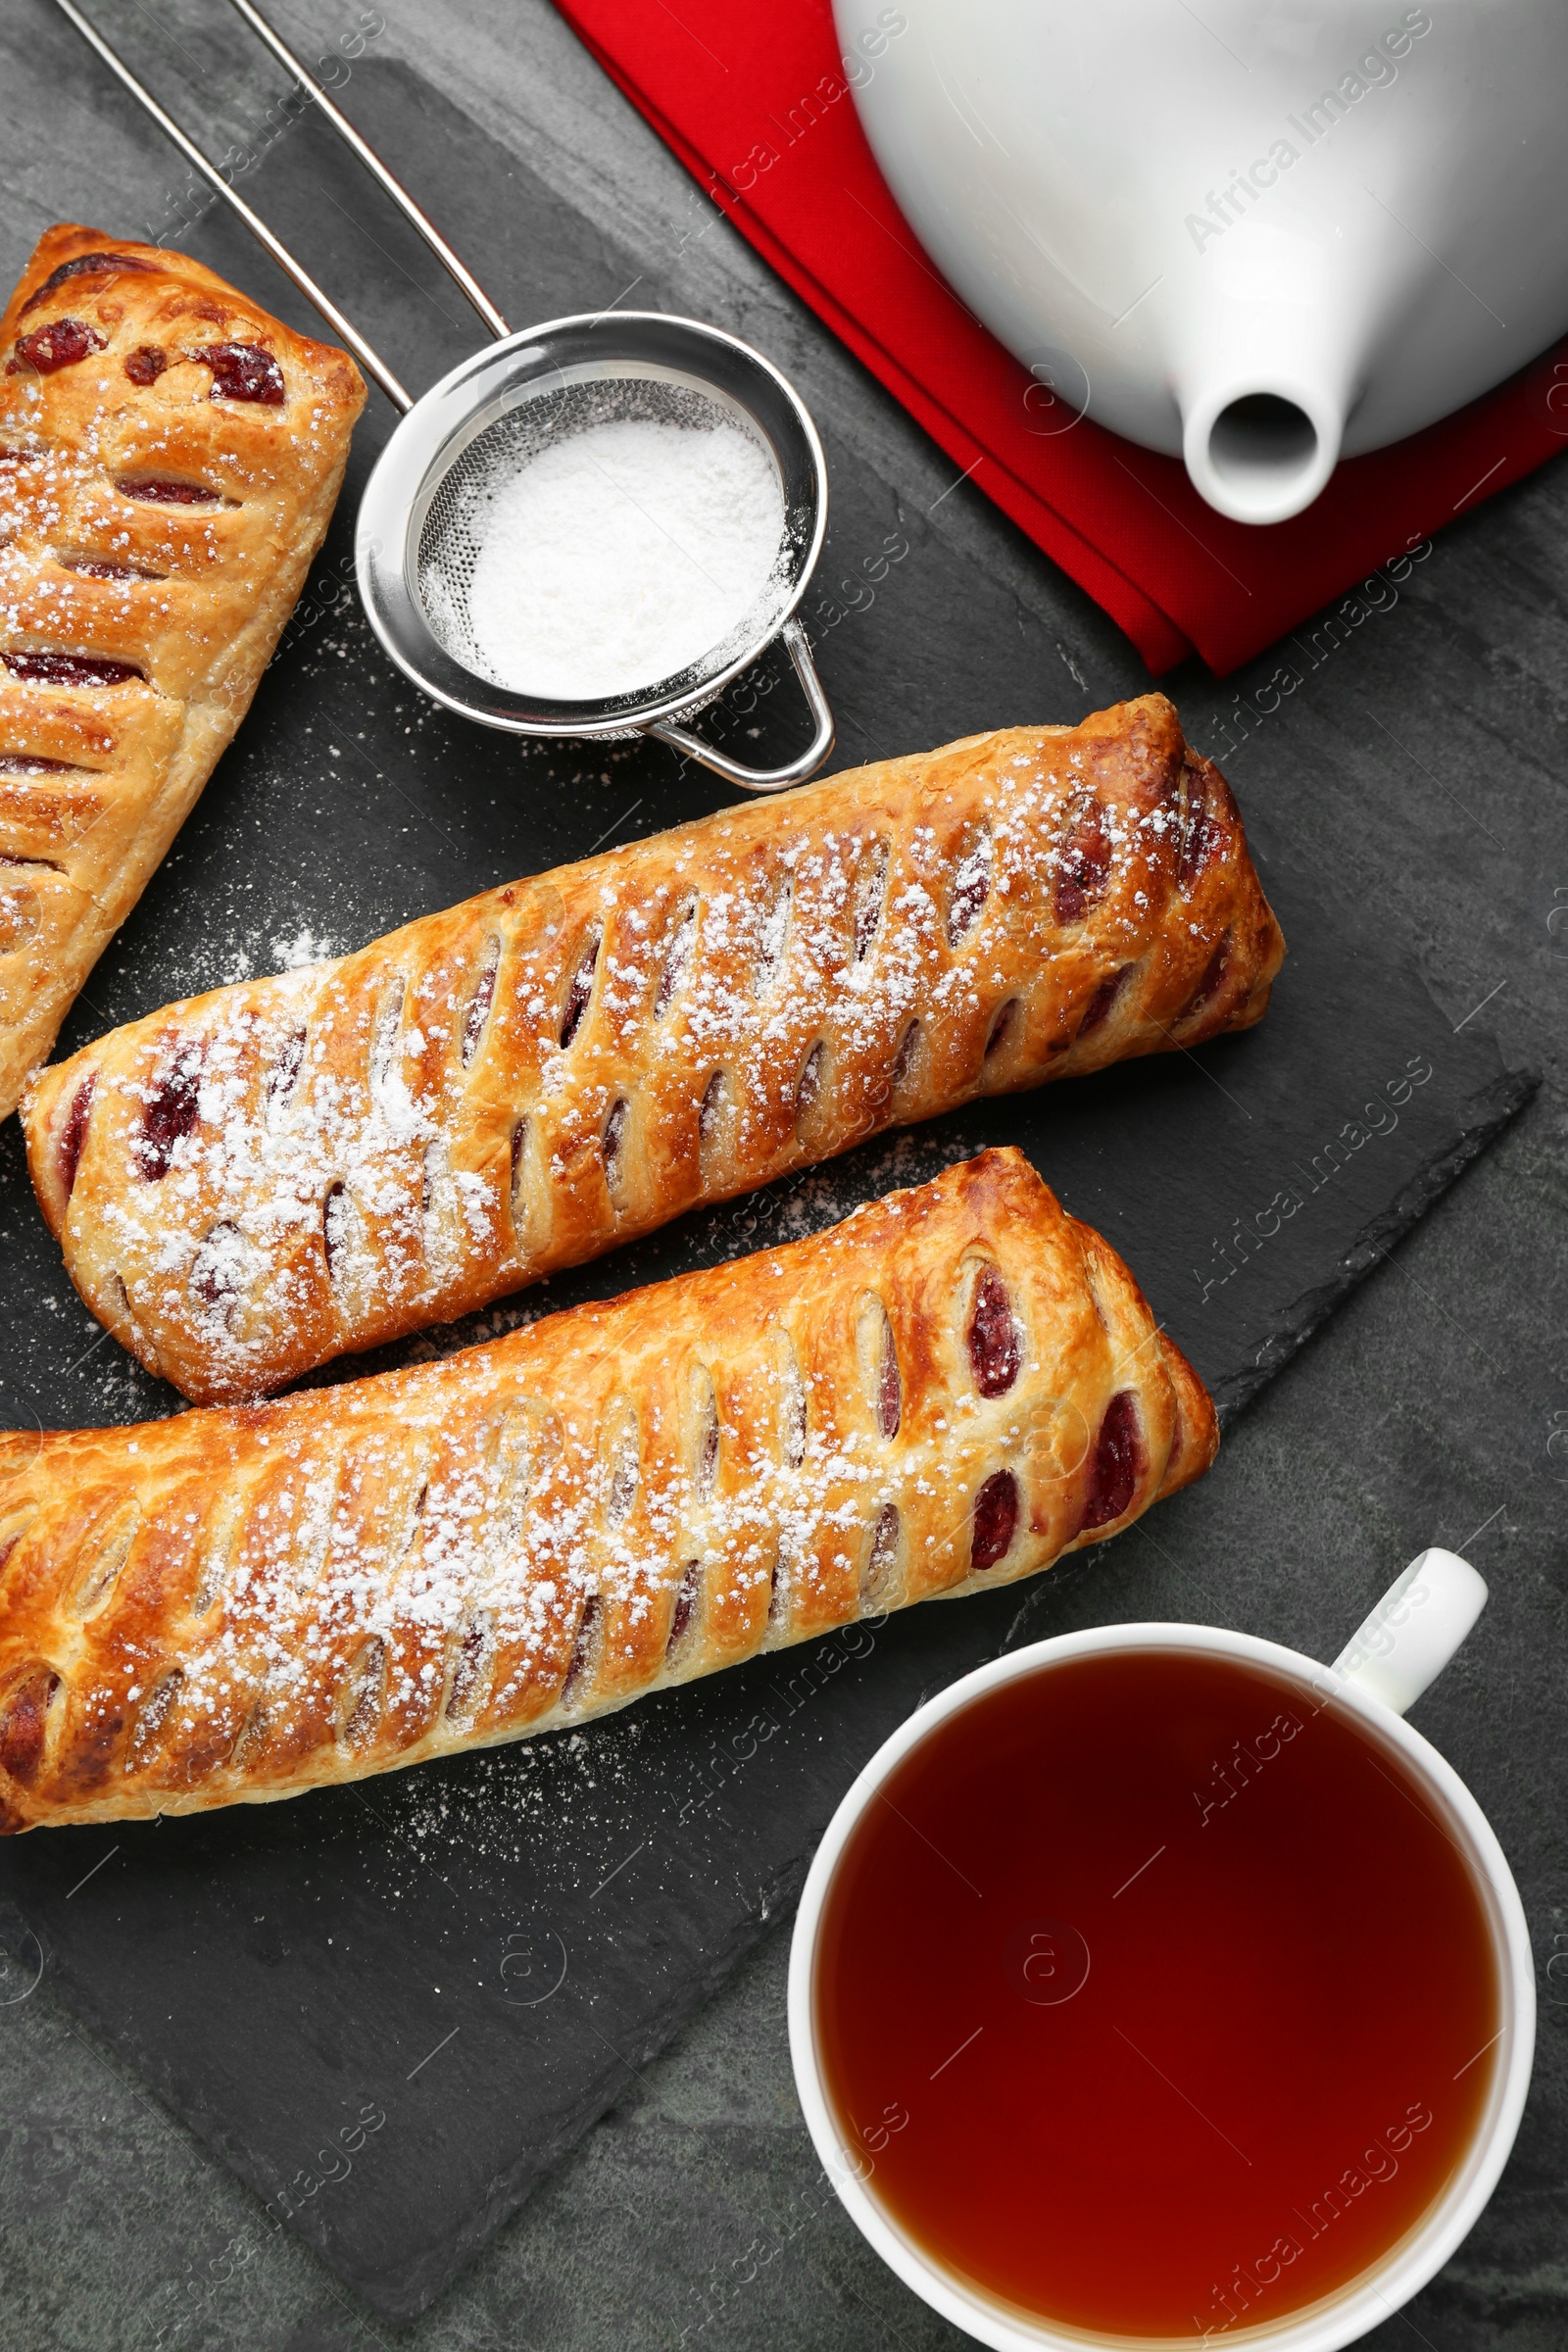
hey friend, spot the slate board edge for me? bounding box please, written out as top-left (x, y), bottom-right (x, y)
top-left (399, 1850), bottom-right (813, 2320)
top-left (4, 1848), bottom-right (808, 2325)
top-left (1211, 1060), bottom-right (1540, 1424)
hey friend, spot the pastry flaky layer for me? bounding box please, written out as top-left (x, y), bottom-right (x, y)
top-left (0, 1151), bottom-right (1216, 1833)
top-left (0, 223), bottom-right (366, 1116)
top-left (26, 691), bottom-right (1284, 1406)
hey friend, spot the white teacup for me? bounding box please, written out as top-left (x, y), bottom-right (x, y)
top-left (789, 1551), bottom-right (1534, 2351)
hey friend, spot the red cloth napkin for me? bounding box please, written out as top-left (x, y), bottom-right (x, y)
top-left (554, 0), bottom-right (1568, 674)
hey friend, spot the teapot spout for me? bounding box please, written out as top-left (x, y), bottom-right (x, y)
top-left (1180, 380), bottom-right (1343, 527)
top-left (1174, 232), bottom-right (1360, 522)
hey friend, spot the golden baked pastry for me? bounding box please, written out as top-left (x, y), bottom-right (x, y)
top-left (0, 223), bottom-right (365, 1117)
top-left (25, 691), bottom-right (1283, 1406)
top-left (0, 1150), bottom-right (1216, 1833)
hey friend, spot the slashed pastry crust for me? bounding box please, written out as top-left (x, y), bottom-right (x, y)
top-left (26, 691), bottom-right (1284, 1405)
top-left (0, 1150), bottom-right (1217, 1833)
top-left (0, 223), bottom-right (365, 1116)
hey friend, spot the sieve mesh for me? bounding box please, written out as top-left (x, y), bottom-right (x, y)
top-left (416, 374), bottom-right (794, 710)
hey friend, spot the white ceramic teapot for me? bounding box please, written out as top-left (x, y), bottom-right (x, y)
top-left (835, 1), bottom-right (1568, 522)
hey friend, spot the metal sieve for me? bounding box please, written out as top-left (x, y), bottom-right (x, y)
top-left (358, 315), bottom-right (829, 782)
top-left (55, 0), bottom-right (835, 793)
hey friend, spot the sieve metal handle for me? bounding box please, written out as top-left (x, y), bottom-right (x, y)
top-left (220, 0), bottom-right (512, 342)
top-left (645, 618), bottom-right (835, 793)
top-left (51, 0), bottom-right (413, 413)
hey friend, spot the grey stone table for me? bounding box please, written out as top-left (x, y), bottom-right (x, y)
top-left (0, 4), bottom-right (1563, 2347)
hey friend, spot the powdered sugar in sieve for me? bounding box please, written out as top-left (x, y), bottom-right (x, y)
top-left (417, 377), bottom-right (790, 704)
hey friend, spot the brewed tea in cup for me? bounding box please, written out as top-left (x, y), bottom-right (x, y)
top-left (791, 1562), bottom-right (1532, 2351)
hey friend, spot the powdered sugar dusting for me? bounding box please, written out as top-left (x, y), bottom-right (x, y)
top-left (5, 1150), bottom-right (1184, 1824)
top-left (39, 710), bottom-right (1267, 1406)
top-left (271, 924), bottom-right (341, 971)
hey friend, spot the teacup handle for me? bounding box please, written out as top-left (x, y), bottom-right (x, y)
top-left (1331, 1547), bottom-right (1488, 1716)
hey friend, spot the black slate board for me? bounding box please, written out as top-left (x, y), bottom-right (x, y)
top-left (0, 59), bottom-right (1539, 2323)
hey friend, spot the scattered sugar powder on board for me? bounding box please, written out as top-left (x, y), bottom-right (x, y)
top-left (464, 418), bottom-right (785, 700)
top-left (271, 923), bottom-right (343, 971)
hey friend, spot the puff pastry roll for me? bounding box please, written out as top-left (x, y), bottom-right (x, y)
top-left (0, 1150), bottom-right (1215, 1833)
top-left (0, 223), bottom-right (365, 1117)
top-left (26, 691), bottom-right (1283, 1405)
